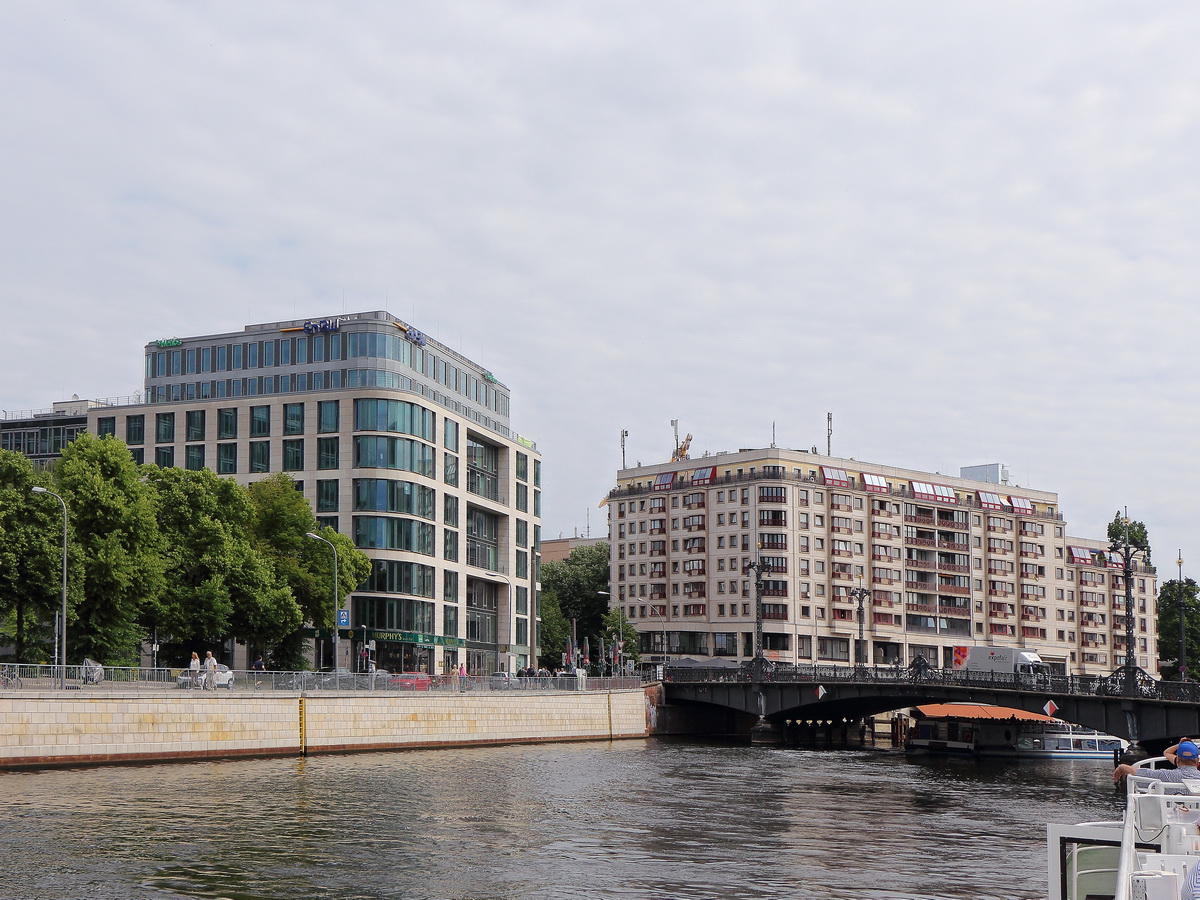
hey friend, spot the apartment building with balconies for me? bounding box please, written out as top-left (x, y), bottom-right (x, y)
top-left (607, 449), bottom-right (1154, 677)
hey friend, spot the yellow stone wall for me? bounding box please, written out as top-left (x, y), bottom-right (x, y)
top-left (0, 689), bottom-right (648, 768)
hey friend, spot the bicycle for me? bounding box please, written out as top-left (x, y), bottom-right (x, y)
top-left (0, 669), bottom-right (22, 689)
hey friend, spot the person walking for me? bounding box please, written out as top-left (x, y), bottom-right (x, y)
top-left (251, 656), bottom-right (265, 687)
top-left (188, 651), bottom-right (201, 689)
top-left (202, 651), bottom-right (218, 691)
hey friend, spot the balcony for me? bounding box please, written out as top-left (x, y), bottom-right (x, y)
top-left (830, 525), bottom-right (852, 534)
top-left (988, 588), bottom-right (1013, 597)
top-left (832, 548), bottom-right (853, 558)
top-left (905, 514), bottom-right (934, 525)
top-left (937, 540), bottom-right (969, 552)
top-left (906, 558), bottom-right (937, 571)
top-left (906, 602), bottom-right (937, 614)
top-left (872, 576), bottom-right (895, 585)
top-left (905, 537), bottom-right (936, 548)
top-left (939, 584), bottom-right (970, 596)
top-left (831, 571), bottom-right (855, 581)
top-left (938, 562), bottom-right (969, 573)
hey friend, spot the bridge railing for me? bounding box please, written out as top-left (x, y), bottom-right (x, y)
top-left (663, 663), bottom-right (1200, 703)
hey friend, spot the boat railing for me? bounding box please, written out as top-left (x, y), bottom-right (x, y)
top-left (1113, 762), bottom-right (1200, 900)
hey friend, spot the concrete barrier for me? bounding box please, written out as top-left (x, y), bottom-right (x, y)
top-left (0, 689), bottom-right (648, 769)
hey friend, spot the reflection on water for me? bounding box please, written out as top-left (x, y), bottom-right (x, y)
top-left (0, 741), bottom-right (1123, 900)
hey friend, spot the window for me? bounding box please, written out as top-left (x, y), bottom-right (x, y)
top-left (185, 445), bottom-right (204, 471)
top-left (283, 439), bottom-right (304, 471)
top-left (155, 446), bottom-right (175, 468)
top-left (317, 479), bottom-right (339, 512)
top-left (516, 482), bottom-right (528, 512)
top-left (186, 410), bottom-right (205, 442)
top-left (444, 453), bottom-right (458, 486)
top-left (444, 419), bottom-right (459, 452)
top-left (155, 412), bottom-right (175, 443)
top-left (250, 441), bottom-right (270, 473)
top-left (251, 406), bottom-right (270, 437)
top-left (218, 408), bottom-right (237, 439)
top-left (317, 400), bottom-right (339, 433)
top-left (97, 416), bottom-right (116, 437)
top-left (217, 443), bottom-right (237, 474)
top-left (444, 528), bottom-right (459, 562)
top-left (284, 403), bottom-right (305, 435)
top-left (516, 451), bottom-right (528, 482)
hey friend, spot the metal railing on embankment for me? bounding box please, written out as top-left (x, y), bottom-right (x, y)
top-left (0, 662), bottom-right (643, 695)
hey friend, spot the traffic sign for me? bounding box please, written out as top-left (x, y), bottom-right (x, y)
top-left (337, 610), bottom-right (350, 627)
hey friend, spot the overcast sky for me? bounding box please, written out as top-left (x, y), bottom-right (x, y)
top-left (3, 2), bottom-right (1200, 573)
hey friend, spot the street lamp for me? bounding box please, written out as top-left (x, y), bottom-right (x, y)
top-left (485, 570), bottom-right (516, 673)
top-left (848, 580), bottom-right (872, 668)
top-left (1109, 511), bottom-right (1148, 697)
top-left (648, 605), bottom-right (669, 667)
top-left (1176, 550), bottom-right (1190, 681)
top-left (31, 486), bottom-right (68, 690)
top-left (305, 531), bottom-right (339, 677)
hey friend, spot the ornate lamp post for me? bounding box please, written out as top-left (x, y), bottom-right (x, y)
top-left (31, 486), bottom-right (68, 690)
top-left (1109, 512), bottom-right (1147, 698)
top-left (848, 581), bottom-right (872, 668)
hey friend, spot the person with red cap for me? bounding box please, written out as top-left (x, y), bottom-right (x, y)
top-left (1114, 738), bottom-right (1200, 784)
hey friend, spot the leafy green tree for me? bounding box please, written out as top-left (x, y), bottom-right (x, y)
top-left (1157, 577), bottom-right (1200, 680)
top-left (539, 542), bottom-right (610, 659)
top-left (54, 434), bottom-right (165, 665)
top-left (1108, 511), bottom-right (1151, 563)
top-left (246, 473), bottom-right (370, 668)
top-left (0, 450), bottom-right (79, 662)
top-left (603, 605), bottom-right (640, 673)
top-left (537, 589), bottom-right (570, 670)
top-left (144, 467), bottom-right (303, 660)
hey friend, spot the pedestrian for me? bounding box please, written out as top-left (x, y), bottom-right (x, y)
top-left (202, 650), bottom-right (217, 690)
top-left (252, 655), bottom-right (265, 687)
top-left (1114, 739), bottom-right (1200, 786)
top-left (189, 651), bottom-right (200, 689)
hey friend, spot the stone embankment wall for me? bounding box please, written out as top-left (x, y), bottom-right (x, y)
top-left (0, 689), bottom-right (649, 769)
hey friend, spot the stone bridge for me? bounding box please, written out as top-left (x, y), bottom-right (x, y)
top-left (661, 664), bottom-right (1200, 749)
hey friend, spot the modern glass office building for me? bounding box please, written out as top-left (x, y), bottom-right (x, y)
top-left (7, 311), bottom-right (541, 675)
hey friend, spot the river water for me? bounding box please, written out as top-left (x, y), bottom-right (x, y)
top-left (1, 740), bottom-right (1123, 900)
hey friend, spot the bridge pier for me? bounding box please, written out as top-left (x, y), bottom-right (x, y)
top-left (750, 716), bottom-right (783, 744)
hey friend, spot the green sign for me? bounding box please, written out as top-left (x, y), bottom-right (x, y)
top-left (156, 338), bottom-right (182, 348)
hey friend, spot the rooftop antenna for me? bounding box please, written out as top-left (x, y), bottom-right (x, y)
top-left (620, 429), bottom-right (629, 469)
top-left (771, 421), bottom-right (776, 449)
top-left (671, 419), bottom-right (679, 452)
top-left (586, 507), bottom-right (591, 538)
top-left (827, 412), bottom-right (832, 457)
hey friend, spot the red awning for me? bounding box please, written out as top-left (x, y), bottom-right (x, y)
top-left (862, 473), bottom-right (889, 493)
top-left (690, 466), bottom-right (716, 486)
top-left (911, 481), bottom-right (956, 504)
top-left (1008, 496), bottom-right (1034, 513)
top-left (652, 472), bottom-right (677, 491)
top-left (915, 703), bottom-right (1055, 722)
top-left (821, 466), bottom-right (849, 487)
top-left (977, 491), bottom-right (1004, 510)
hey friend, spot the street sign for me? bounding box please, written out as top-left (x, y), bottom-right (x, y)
top-left (337, 610), bottom-right (350, 627)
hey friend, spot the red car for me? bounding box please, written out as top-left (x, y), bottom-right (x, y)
top-left (391, 672), bottom-right (432, 691)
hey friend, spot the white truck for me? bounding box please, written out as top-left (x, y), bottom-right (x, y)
top-left (950, 646), bottom-right (1051, 677)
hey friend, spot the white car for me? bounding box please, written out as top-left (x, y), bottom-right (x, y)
top-left (177, 664), bottom-right (235, 690)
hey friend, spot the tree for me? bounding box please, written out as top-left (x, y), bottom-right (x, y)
top-left (0, 450), bottom-right (77, 662)
top-left (54, 434), bottom-right (165, 665)
top-left (539, 542), bottom-right (610, 660)
top-left (1108, 511), bottom-right (1151, 563)
top-left (1157, 577), bottom-right (1200, 680)
top-left (246, 473), bottom-right (371, 668)
top-left (537, 589), bottom-right (570, 670)
top-left (143, 467), bottom-right (303, 660)
top-left (603, 605), bottom-right (640, 673)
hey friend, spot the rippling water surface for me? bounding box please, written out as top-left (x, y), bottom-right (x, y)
top-left (0, 741), bottom-right (1123, 900)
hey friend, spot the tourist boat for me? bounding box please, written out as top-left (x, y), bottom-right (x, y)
top-left (905, 703), bottom-right (1127, 760)
top-left (1049, 758), bottom-right (1200, 899)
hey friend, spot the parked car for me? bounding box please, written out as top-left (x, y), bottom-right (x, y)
top-left (490, 671), bottom-right (514, 690)
top-left (177, 664), bottom-right (234, 690)
top-left (390, 672), bottom-right (432, 691)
